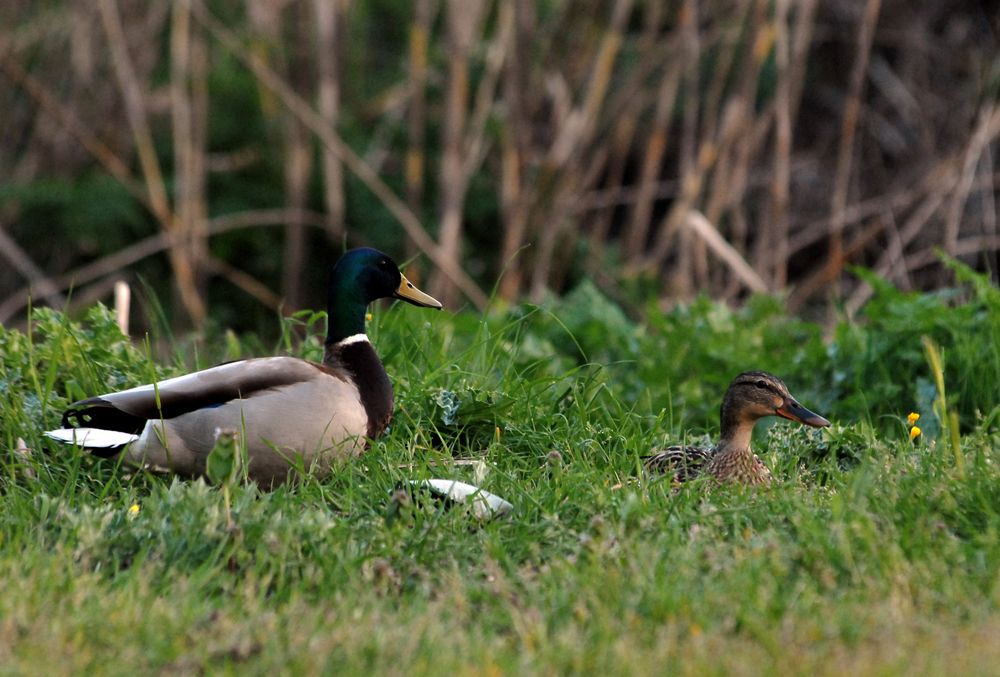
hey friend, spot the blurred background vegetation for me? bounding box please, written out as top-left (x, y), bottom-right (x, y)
top-left (1, 0), bottom-right (998, 337)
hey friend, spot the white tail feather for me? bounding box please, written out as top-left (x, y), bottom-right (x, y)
top-left (45, 428), bottom-right (138, 449)
top-left (410, 479), bottom-right (514, 519)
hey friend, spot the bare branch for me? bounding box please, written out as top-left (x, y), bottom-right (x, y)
top-left (0, 209), bottom-right (327, 322)
top-left (823, 0), bottom-right (882, 294)
top-left (685, 211), bottom-right (769, 294)
top-left (0, 224), bottom-right (66, 307)
top-left (99, 0), bottom-right (206, 324)
top-left (190, 0), bottom-right (488, 309)
top-left (314, 0), bottom-right (345, 240)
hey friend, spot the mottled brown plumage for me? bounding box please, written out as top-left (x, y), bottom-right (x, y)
top-left (645, 371), bottom-right (830, 486)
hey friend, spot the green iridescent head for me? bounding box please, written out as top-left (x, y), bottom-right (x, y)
top-left (326, 248), bottom-right (442, 344)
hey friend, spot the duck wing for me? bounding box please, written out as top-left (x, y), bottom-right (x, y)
top-left (644, 445), bottom-right (713, 482)
top-left (61, 357), bottom-right (346, 434)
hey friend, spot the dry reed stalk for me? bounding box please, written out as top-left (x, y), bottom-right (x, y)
top-left (0, 224), bottom-right (66, 308)
top-left (497, 0), bottom-right (536, 301)
top-left (170, 1), bottom-right (210, 314)
top-left (289, 2), bottom-right (316, 310)
top-left (979, 138), bottom-right (998, 275)
top-left (677, 0), bottom-right (699, 181)
top-left (314, 0), bottom-right (345, 241)
top-left (726, 0), bottom-right (769, 286)
top-left (579, 6), bottom-right (677, 269)
top-left (114, 280), bottom-right (130, 335)
top-left (431, 0), bottom-right (504, 306)
top-left (697, 16), bottom-right (741, 152)
top-left (205, 257), bottom-right (283, 310)
top-left (696, 15), bottom-right (745, 240)
top-left (529, 0), bottom-right (634, 302)
top-left (881, 213), bottom-right (913, 292)
top-left (548, 142), bottom-right (613, 293)
top-left (584, 2), bottom-right (677, 262)
top-left (190, 0), bottom-right (489, 309)
top-left (824, 0), bottom-right (882, 298)
top-left (0, 57), bottom-right (140, 199)
top-left (835, 188), bottom-right (949, 314)
top-left (768, 0), bottom-right (792, 287)
top-left (0, 208), bottom-right (332, 323)
top-left (98, 0), bottom-right (170, 224)
top-left (431, 0), bottom-right (484, 306)
top-left (64, 277), bottom-right (123, 318)
top-left (786, 0), bottom-right (818, 124)
top-left (909, 235), bottom-right (1000, 271)
top-left (846, 107), bottom-right (1000, 312)
top-left (684, 210), bottom-right (768, 293)
top-left (246, 0), bottom-right (313, 310)
top-left (586, 112), bottom-right (638, 266)
top-left (462, 1), bottom-right (514, 180)
top-left (99, 0), bottom-right (206, 325)
top-left (692, 17), bottom-right (746, 273)
top-left (943, 104), bottom-right (1000, 255)
top-left (790, 174), bottom-right (947, 310)
top-left (5, 0), bottom-right (998, 320)
top-left (788, 173), bottom-right (941, 256)
top-left (623, 42), bottom-right (682, 260)
top-left (282, 120), bottom-right (312, 310)
top-left (664, 0), bottom-right (700, 297)
top-left (643, 99), bottom-right (744, 273)
top-left (405, 0), bottom-right (433, 263)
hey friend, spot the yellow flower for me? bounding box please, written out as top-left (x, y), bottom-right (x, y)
top-left (907, 412), bottom-right (920, 426)
top-left (127, 503), bottom-right (140, 517)
top-left (365, 313), bottom-right (373, 322)
top-left (909, 426), bottom-right (922, 441)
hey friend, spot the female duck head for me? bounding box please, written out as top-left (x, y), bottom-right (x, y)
top-left (326, 247), bottom-right (442, 344)
top-left (719, 371), bottom-right (830, 439)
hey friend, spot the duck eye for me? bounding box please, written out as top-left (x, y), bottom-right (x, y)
top-left (755, 380), bottom-right (769, 389)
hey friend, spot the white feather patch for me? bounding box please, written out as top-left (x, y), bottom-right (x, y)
top-left (45, 428), bottom-right (138, 449)
top-left (409, 479), bottom-right (514, 520)
top-left (337, 333), bottom-right (370, 347)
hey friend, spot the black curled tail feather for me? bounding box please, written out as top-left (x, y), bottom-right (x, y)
top-left (61, 398), bottom-right (147, 435)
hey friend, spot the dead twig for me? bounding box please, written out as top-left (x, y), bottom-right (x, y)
top-left (823, 0), bottom-right (882, 299)
top-left (943, 104), bottom-right (1000, 254)
top-left (99, 0), bottom-right (206, 324)
top-left (190, 0), bottom-right (489, 310)
top-left (0, 56), bottom-right (143, 202)
top-left (684, 211), bottom-right (769, 294)
top-left (314, 0), bottom-right (345, 241)
top-left (205, 257), bottom-right (283, 310)
top-left (0, 224), bottom-right (66, 307)
top-left (529, 0), bottom-right (635, 302)
top-left (430, 0), bottom-right (488, 307)
top-left (0, 209), bottom-right (327, 322)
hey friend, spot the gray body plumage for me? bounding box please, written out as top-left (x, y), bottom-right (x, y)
top-left (46, 248), bottom-right (444, 487)
top-left (52, 356), bottom-right (368, 486)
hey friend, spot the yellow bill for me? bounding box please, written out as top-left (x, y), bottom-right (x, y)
top-left (394, 273), bottom-right (443, 309)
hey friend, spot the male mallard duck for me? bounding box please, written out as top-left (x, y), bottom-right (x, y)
top-left (45, 248), bottom-right (442, 487)
top-left (645, 371), bottom-right (830, 486)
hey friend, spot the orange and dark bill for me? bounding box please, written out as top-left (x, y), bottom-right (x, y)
top-left (776, 399), bottom-right (831, 428)
top-left (393, 273), bottom-right (443, 309)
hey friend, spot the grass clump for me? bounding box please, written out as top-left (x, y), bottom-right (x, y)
top-left (1, 265), bottom-right (999, 674)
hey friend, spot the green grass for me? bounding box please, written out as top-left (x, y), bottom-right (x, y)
top-left (2, 262), bottom-right (999, 674)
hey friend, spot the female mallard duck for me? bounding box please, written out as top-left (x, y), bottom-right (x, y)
top-left (645, 371), bottom-right (830, 486)
top-left (45, 248), bottom-right (441, 487)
